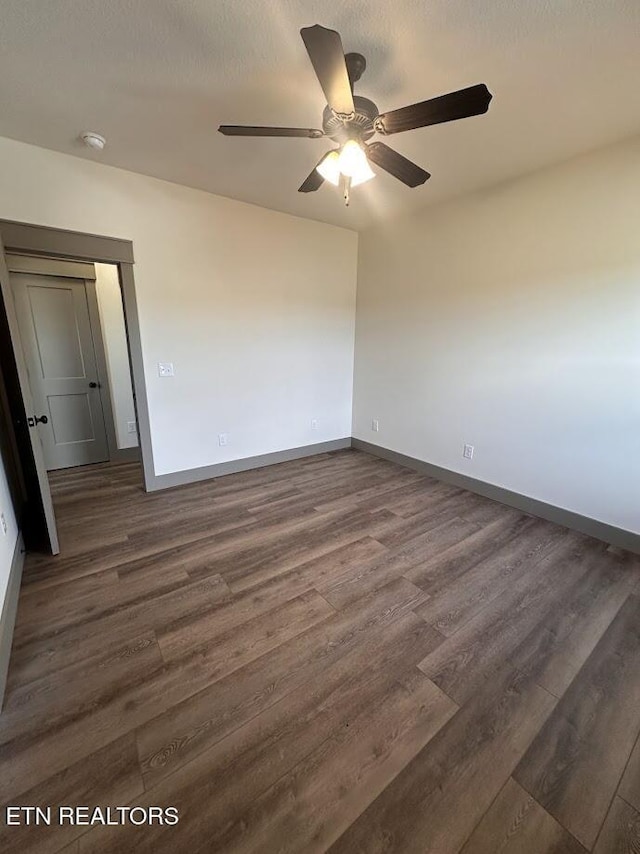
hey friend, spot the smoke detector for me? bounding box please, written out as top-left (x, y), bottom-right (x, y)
top-left (80, 131), bottom-right (106, 151)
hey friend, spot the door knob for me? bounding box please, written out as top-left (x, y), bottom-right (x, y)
top-left (27, 415), bottom-right (48, 427)
top-left (89, 381), bottom-right (99, 388)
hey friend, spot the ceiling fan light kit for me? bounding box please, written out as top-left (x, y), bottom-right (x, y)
top-left (336, 140), bottom-right (375, 183)
top-left (316, 150), bottom-right (341, 186)
top-left (219, 24), bottom-right (493, 207)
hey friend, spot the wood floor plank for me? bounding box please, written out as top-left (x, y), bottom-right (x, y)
top-left (460, 777), bottom-right (587, 853)
top-left (414, 518), bottom-right (568, 636)
top-left (0, 632), bottom-right (163, 744)
top-left (509, 546), bottom-right (638, 699)
top-left (214, 507), bottom-right (398, 591)
top-left (404, 510), bottom-right (535, 593)
top-left (0, 591), bottom-right (333, 802)
top-left (459, 498), bottom-right (526, 527)
top-left (0, 734), bottom-right (143, 854)
top-left (619, 732), bottom-right (640, 813)
top-left (156, 589), bottom-right (334, 672)
top-left (376, 481), bottom-right (466, 518)
top-left (327, 665), bottom-right (556, 854)
top-left (126, 504), bottom-right (255, 549)
top-left (222, 529), bottom-right (391, 596)
top-left (375, 504), bottom-right (479, 551)
top-left (8, 574), bottom-right (231, 685)
top-left (11, 568), bottom-right (119, 644)
top-left (246, 470), bottom-right (395, 520)
top-left (396, 514), bottom-right (481, 564)
top-left (417, 532), bottom-right (586, 704)
top-left (76, 613), bottom-right (443, 853)
top-left (318, 550), bottom-right (413, 609)
top-left (136, 578), bottom-right (428, 788)
top-left (593, 797), bottom-right (640, 854)
top-left (133, 505), bottom-right (378, 588)
top-left (21, 510), bottom-right (256, 591)
top-left (157, 537), bottom-right (388, 660)
top-left (513, 594), bottom-right (640, 849)
top-left (211, 670), bottom-right (457, 853)
top-left (56, 486), bottom-right (251, 537)
top-left (312, 472), bottom-right (427, 515)
top-left (13, 563), bottom-right (191, 646)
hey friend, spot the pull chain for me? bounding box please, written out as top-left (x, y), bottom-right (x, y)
top-left (342, 175), bottom-right (351, 206)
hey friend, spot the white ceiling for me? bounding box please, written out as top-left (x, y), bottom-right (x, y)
top-left (0, 0), bottom-right (638, 230)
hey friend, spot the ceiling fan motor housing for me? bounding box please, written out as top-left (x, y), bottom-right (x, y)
top-left (345, 52), bottom-right (366, 86)
top-left (323, 95), bottom-right (379, 143)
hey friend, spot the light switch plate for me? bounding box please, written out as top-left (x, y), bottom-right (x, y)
top-left (158, 362), bottom-right (174, 377)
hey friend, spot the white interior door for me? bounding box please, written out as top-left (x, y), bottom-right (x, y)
top-left (0, 239), bottom-right (59, 554)
top-left (11, 273), bottom-right (110, 470)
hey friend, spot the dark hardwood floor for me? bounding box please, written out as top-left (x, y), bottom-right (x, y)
top-left (1, 449), bottom-right (639, 853)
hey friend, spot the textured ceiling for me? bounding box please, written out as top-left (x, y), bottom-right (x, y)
top-left (0, 0), bottom-right (639, 230)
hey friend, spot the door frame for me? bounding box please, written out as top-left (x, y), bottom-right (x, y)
top-left (0, 219), bottom-right (155, 492)
top-left (6, 254), bottom-right (140, 467)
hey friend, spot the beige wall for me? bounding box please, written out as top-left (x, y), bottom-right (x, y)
top-left (0, 136), bottom-right (358, 476)
top-left (353, 136), bottom-right (640, 534)
top-left (94, 262), bottom-right (138, 450)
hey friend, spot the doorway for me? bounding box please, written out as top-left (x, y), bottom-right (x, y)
top-left (11, 266), bottom-right (110, 469)
top-left (7, 255), bottom-right (139, 471)
top-left (0, 219), bottom-right (154, 556)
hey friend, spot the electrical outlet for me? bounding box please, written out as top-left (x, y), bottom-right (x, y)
top-left (127, 421), bottom-right (137, 434)
top-left (463, 444), bottom-right (474, 460)
top-left (218, 432), bottom-right (229, 447)
top-left (372, 419), bottom-right (379, 432)
top-left (157, 362), bottom-right (174, 377)
top-left (0, 513), bottom-right (7, 536)
top-left (311, 419), bottom-right (318, 430)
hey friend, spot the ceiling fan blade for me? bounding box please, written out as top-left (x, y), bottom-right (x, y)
top-left (298, 157), bottom-right (327, 193)
top-left (375, 83), bottom-right (492, 135)
top-left (366, 142), bottom-right (430, 187)
top-left (218, 125), bottom-right (323, 138)
top-left (300, 25), bottom-right (355, 117)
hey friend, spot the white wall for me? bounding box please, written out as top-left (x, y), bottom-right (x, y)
top-left (353, 136), bottom-right (640, 534)
top-left (0, 137), bottom-right (358, 476)
top-left (0, 450), bottom-right (19, 609)
top-left (94, 262), bottom-right (138, 450)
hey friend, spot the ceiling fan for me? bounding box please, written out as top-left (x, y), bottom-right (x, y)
top-left (219, 25), bottom-right (492, 206)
